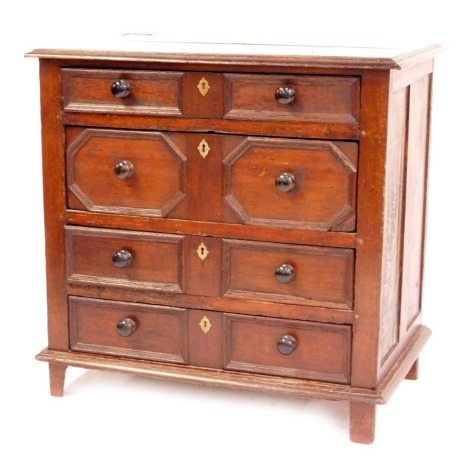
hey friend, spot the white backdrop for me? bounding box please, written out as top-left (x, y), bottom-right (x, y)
top-left (1, 1), bottom-right (466, 468)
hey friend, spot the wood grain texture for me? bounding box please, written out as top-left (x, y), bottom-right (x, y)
top-left (30, 46), bottom-right (438, 443)
top-left (65, 226), bottom-right (185, 292)
top-left (48, 363), bottom-right (67, 397)
top-left (182, 72), bottom-right (224, 118)
top-left (377, 67), bottom-right (433, 383)
top-left (66, 210), bottom-right (357, 248)
top-left (35, 324), bottom-right (431, 403)
top-left (352, 69), bottom-right (391, 388)
top-left (224, 73), bottom-right (360, 123)
top-left (69, 297), bottom-right (189, 363)
top-left (222, 239), bottom-right (354, 309)
top-left (188, 309), bottom-right (225, 369)
top-left (62, 68), bottom-right (184, 115)
top-left (63, 112), bottom-right (360, 140)
top-left (400, 74), bottom-right (431, 332)
top-left (379, 85), bottom-right (409, 365)
top-left (223, 137), bottom-right (357, 231)
top-left (67, 282), bottom-right (354, 324)
top-left (26, 43), bottom-right (442, 70)
top-left (350, 402), bottom-right (376, 444)
top-left (224, 313), bottom-right (351, 383)
top-left (66, 128), bottom-right (188, 217)
top-left (39, 60), bottom-right (69, 351)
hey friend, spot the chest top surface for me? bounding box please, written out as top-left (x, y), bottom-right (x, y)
top-left (26, 37), bottom-right (441, 69)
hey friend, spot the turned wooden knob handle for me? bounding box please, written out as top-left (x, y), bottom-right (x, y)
top-left (111, 79), bottom-right (131, 98)
top-left (277, 335), bottom-right (297, 355)
top-left (276, 173), bottom-right (296, 192)
top-left (275, 86), bottom-right (295, 104)
top-left (115, 160), bottom-right (134, 179)
top-left (275, 264), bottom-right (295, 283)
top-left (117, 318), bottom-right (137, 337)
top-left (112, 249), bottom-right (133, 268)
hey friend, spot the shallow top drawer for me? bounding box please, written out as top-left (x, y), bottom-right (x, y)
top-left (224, 74), bottom-right (360, 124)
top-left (62, 68), bottom-right (184, 115)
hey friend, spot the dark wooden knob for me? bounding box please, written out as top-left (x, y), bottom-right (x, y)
top-left (111, 80), bottom-right (131, 98)
top-left (276, 173), bottom-right (296, 192)
top-left (275, 86), bottom-right (295, 104)
top-left (115, 160), bottom-right (134, 179)
top-left (112, 249), bottom-right (133, 268)
top-left (117, 318), bottom-right (137, 337)
top-left (277, 335), bottom-right (297, 355)
top-left (275, 264), bottom-right (295, 283)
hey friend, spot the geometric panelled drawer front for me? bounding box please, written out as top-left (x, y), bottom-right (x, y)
top-left (29, 42), bottom-right (438, 444)
top-left (65, 226), bottom-right (185, 293)
top-left (224, 138), bottom-right (358, 231)
top-left (66, 128), bottom-right (187, 217)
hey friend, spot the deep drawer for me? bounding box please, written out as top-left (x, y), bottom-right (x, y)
top-left (66, 127), bottom-right (188, 217)
top-left (69, 296), bottom-right (188, 363)
top-left (224, 313), bottom-right (351, 383)
top-left (223, 137), bottom-right (357, 231)
top-left (65, 226), bottom-right (184, 292)
top-left (222, 239), bottom-right (354, 309)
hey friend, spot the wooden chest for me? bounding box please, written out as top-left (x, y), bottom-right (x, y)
top-left (27, 41), bottom-right (440, 443)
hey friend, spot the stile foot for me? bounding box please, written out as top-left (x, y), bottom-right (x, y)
top-left (350, 402), bottom-right (376, 444)
top-left (48, 363), bottom-right (67, 397)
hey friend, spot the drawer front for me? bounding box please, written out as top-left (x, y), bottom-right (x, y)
top-left (224, 313), bottom-right (351, 383)
top-left (223, 239), bottom-right (354, 309)
top-left (224, 137), bottom-right (357, 231)
top-left (62, 68), bottom-right (184, 115)
top-left (224, 74), bottom-right (360, 124)
top-left (66, 226), bottom-right (184, 292)
top-left (69, 297), bottom-right (188, 363)
top-left (66, 128), bottom-right (187, 217)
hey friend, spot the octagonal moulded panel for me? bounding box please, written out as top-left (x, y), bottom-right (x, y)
top-left (223, 137), bottom-right (358, 231)
top-left (67, 129), bottom-right (187, 217)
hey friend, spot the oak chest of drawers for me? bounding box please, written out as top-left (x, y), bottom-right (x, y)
top-left (27, 41), bottom-right (440, 443)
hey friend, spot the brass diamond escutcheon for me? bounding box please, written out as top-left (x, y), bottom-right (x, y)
top-left (197, 139), bottom-right (211, 158)
top-left (199, 316), bottom-right (212, 334)
top-left (197, 77), bottom-right (210, 96)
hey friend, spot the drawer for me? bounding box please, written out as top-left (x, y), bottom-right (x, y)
top-left (69, 296), bottom-right (188, 363)
top-left (224, 313), bottom-right (351, 383)
top-left (223, 239), bottom-right (354, 309)
top-left (62, 68), bottom-right (184, 115)
top-left (224, 137), bottom-right (357, 231)
top-left (66, 226), bottom-right (184, 292)
top-left (224, 74), bottom-right (360, 124)
top-left (66, 127), bottom-right (188, 217)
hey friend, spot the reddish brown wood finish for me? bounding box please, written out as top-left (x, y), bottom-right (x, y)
top-left (39, 60), bottom-right (69, 351)
top-left (223, 239), bottom-right (354, 309)
top-left (62, 68), bottom-right (184, 115)
top-left (65, 226), bottom-right (185, 292)
top-left (224, 314), bottom-right (351, 383)
top-left (69, 297), bottom-right (188, 363)
top-left (66, 128), bottom-right (188, 217)
top-left (223, 138), bottom-right (357, 231)
top-left (49, 363), bottom-right (67, 397)
top-left (30, 44), bottom-right (438, 444)
top-left (350, 402), bottom-right (376, 444)
top-left (36, 324), bottom-right (431, 403)
top-left (224, 73), bottom-right (360, 124)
